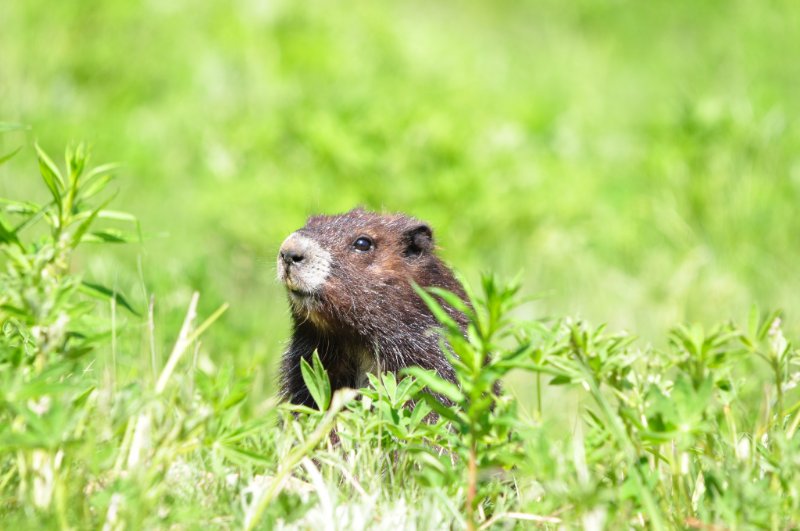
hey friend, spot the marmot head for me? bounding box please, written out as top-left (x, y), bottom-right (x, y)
top-left (277, 208), bottom-right (464, 334)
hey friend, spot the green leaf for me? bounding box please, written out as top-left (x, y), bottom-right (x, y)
top-left (83, 162), bottom-right (120, 182)
top-left (7, 202), bottom-right (46, 236)
top-left (491, 342), bottom-right (535, 370)
top-left (381, 371), bottom-right (397, 402)
top-left (549, 375), bottom-right (572, 385)
top-left (79, 281), bottom-right (141, 316)
top-left (0, 146), bottom-right (22, 165)
top-left (0, 304), bottom-right (28, 318)
top-left (445, 333), bottom-right (477, 372)
top-left (218, 419), bottom-right (278, 444)
top-left (64, 345), bottom-right (94, 359)
top-left (1, 244), bottom-right (30, 271)
top-left (35, 142), bottom-right (65, 208)
top-left (70, 194), bottom-right (115, 248)
top-left (426, 286), bottom-right (474, 320)
top-left (219, 444), bottom-right (273, 465)
top-left (66, 143), bottom-right (87, 186)
top-left (209, 393), bottom-right (245, 416)
top-left (0, 215), bottom-right (20, 245)
top-left (408, 398), bottom-right (432, 425)
top-left (419, 392), bottom-right (467, 427)
top-left (72, 386), bottom-right (96, 408)
top-left (96, 210), bottom-right (137, 222)
top-left (78, 162), bottom-right (119, 201)
top-left (394, 375), bottom-right (420, 404)
top-left (403, 367), bottom-right (464, 403)
top-left (79, 173), bottom-right (114, 201)
top-left (412, 283), bottom-right (461, 332)
top-left (757, 310), bottom-right (782, 341)
top-left (0, 197), bottom-right (41, 216)
top-left (300, 350), bottom-right (331, 411)
top-left (83, 229), bottom-right (131, 244)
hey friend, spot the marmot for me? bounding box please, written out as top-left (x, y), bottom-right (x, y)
top-left (277, 208), bottom-right (467, 407)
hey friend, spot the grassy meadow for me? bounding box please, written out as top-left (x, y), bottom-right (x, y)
top-left (1, 0), bottom-right (800, 528)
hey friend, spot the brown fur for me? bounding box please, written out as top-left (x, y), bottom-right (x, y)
top-left (278, 208), bottom-right (467, 407)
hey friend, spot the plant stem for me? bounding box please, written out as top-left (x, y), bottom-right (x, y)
top-left (774, 358), bottom-right (784, 422)
top-left (244, 389), bottom-right (356, 531)
top-left (578, 360), bottom-right (666, 530)
top-left (536, 371), bottom-right (542, 419)
top-left (466, 439), bottom-right (478, 531)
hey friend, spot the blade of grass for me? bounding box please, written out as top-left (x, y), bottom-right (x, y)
top-left (243, 388), bottom-right (357, 531)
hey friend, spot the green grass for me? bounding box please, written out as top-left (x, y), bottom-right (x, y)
top-left (1, 0), bottom-right (800, 528)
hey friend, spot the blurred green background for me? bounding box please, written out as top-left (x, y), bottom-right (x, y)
top-left (2, 0), bottom-right (799, 401)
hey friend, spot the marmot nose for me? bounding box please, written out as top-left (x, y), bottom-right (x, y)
top-left (279, 235), bottom-right (307, 266)
top-left (280, 248), bottom-right (305, 266)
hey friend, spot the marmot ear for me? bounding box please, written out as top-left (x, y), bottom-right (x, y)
top-left (403, 224), bottom-right (434, 258)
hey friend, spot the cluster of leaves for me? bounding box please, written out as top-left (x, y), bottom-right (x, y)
top-left (0, 136), bottom-right (140, 521)
top-left (0, 138), bottom-right (237, 527)
top-left (1, 145), bottom-right (135, 359)
top-left (276, 276), bottom-right (800, 529)
top-left (523, 312), bottom-right (800, 528)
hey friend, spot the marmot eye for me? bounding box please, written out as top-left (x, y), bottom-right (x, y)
top-left (352, 236), bottom-right (373, 252)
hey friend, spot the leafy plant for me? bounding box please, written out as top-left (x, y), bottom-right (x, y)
top-left (393, 276), bottom-right (800, 529)
top-left (406, 276), bottom-right (532, 530)
top-left (0, 141), bottom-right (140, 521)
top-left (0, 142), bottom-right (137, 367)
